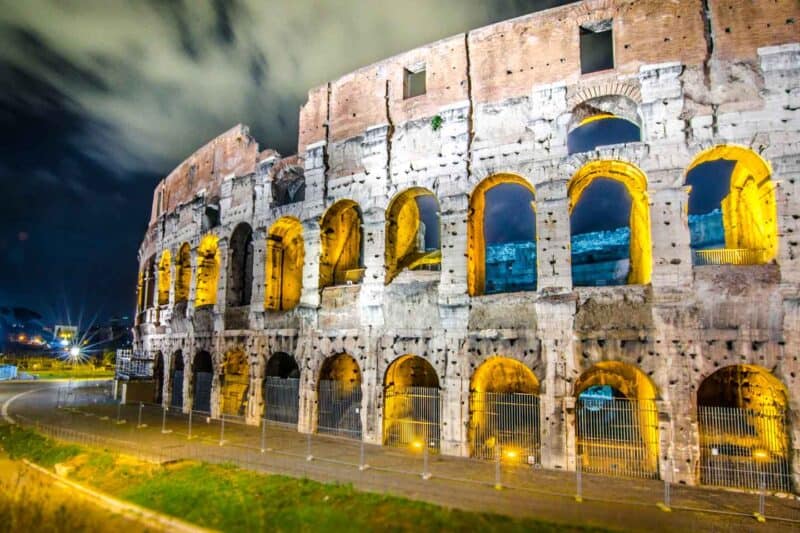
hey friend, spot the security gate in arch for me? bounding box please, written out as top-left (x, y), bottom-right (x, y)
top-left (171, 371), bottom-right (183, 408)
top-left (317, 379), bottom-right (362, 439)
top-left (383, 386), bottom-right (440, 450)
top-left (263, 376), bottom-right (300, 426)
top-left (576, 396), bottom-right (659, 479)
top-left (470, 392), bottom-right (540, 464)
top-left (698, 405), bottom-right (793, 493)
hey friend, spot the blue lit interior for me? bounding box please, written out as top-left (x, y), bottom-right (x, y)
top-left (567, 117), bottom-right (641, 155)
top-left (685, 159), bottom-right (734, 251)
top-left (483, 183), bottom-right (536, 294)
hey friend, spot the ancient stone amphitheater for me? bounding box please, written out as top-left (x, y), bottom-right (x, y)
top-left (133, 0), bottom-right (800, 492)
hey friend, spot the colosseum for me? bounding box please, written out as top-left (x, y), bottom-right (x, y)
top-left (133, 0), bottom-right (800, 493)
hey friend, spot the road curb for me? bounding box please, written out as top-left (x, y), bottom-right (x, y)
top-left (21, 459), bottom-right (214, 533)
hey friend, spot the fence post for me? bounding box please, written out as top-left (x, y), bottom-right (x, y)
top-left (187, 409), bottom-right (193, 439)
top-left (219, 414), bottom-right (226, 446)
top-left (421, 441), bottom-right (431, 480)
top-left (494, 443), bottom-right (502, 490)
top-left (575, 454), bottom-right (583, 503)
top-left (359, 439), bottom-right (369, 471)
top-left (115, 399), bottom-right (125, 424)
top-left (306, 432), bottom-right (313, 461)
top-left (137, 402), bottom-right (146, 428)
top-left (161, 405), bottom-right (172, 434)
top-left (754, 474), bottom-right (767, 523)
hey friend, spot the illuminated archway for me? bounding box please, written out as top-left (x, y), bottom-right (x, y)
top-left (227, 223), bottom-right (254, 307)
top-left (195, 235), bottom-right (220, 307)
top-left (319, 200), bottom-right (363, 288)
top-left (136, 269), bottom-right (145, 318)
top-left (575, 361), bottom-right (659, 478)
top-left (468, 174), bottom-right (537, 296)
top-left (143, 255), bottom-right (156, 310)
top-left (263, 352), bottom-right (300, 425)
top-left (697, 365), bottom-right (792, 492)
top-left (569, 161), bottom-right (651, 286)
top-left (265, 217), bottom-right (304, 311)
top-left (153, 351), bottom-right (165, 404)
top-left (383, 355), bottom-right (440, 449)
top-left (192, 350), bottom-right (213, 413)
top-left (175, 243), bottom-right (191, 303)
top-left (686, 145), bottom-right (777, 265)
top-left (157, 250), bottom-right (171, 306)
top-left (170, 350), bottom-right (184, 408)
top-left (568, 114), bottom-right (641, 155)
top-left (385, 188), bottom-right (441, 284)
top-left (220, 348), bottom-right (250, 417)
top-left (317, 353), bottom-right (362, 439)
top-left (469, 357), bottom-right (540, 462)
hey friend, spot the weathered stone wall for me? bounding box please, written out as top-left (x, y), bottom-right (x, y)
top-left (135, 0), bottom-right (800, 490)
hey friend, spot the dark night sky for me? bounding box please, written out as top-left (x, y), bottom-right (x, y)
top-left (0, 1), bottom-right (724, 326)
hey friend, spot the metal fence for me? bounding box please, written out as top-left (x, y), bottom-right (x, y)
top-left (470, 392), bottom-right (540, 464)
top-left (0, 364), bottom-right (17, 380)
top-left (171, 371), bottom-right (184, 408)
top-left (693, 248), bottom-right (766, 266)
top-left (264, 377), bottom-right (300, 426)
top-left (698, 405), bottom-right (793, 493)
top-left (193, 371), bottom-right (213, 413)
top-left (317, 379), bottom-right (362, 439)
top-left (383, 386), bottom-right (440, 450)
top-left (576, 397), bottom-right (660, 479)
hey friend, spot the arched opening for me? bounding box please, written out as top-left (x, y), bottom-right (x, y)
top-left (319, 200), bottom-right (363, 288)
top-left (568, 115), bottom-right (641, 155)
top-left (192, 350), bottom-right (213, 413)
top-left (265, 217), bottom-right (304, 311)
top-left (157, 250), bottom-right (171, 306)
top-left (575, 361), bottom-right (659, 478)
top-left (227, 223), bottom-right (254, 307)
top-left (468, 175), bottom-right (537, 296)
top-left (383, 355), bottom-right (440, 450)
top-left (195, 235), bottom-right (220, 307)
top-left (569, 161), bottom-right (651, 286)
top-left (469, 357), bottom-right (540, 463)
top-left (175, 243), bottom-right (192, 303)
top-left (136, 269), bottom-right (145, 321)
top-left (686, 146), bottom-right (778, 266)
top-left (385, 188), bottom-right (441, 284)
top-left (170, 350), bottom-right (184, 409)
top-left (220, 348), bottom-right (249, 417)
top-left (143, 255), bottom-right (156, 309)
top-left (153, 351), bottom-right (165, 404)
top-left (697, 365), bottom-right (792, 492)
top-left (317, 353), bottom-right (362, 439)
top-left (263, 352), bottom-right (300, 425)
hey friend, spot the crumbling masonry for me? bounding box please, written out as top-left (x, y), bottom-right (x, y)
top-left (134, 0), bottom-right (800, 491)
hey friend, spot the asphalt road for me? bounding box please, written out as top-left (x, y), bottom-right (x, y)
top-left (2, 380), bottom-right (799, 533)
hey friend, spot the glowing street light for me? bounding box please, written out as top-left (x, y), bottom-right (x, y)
top-left (69, 345), bottom-right (81, 359)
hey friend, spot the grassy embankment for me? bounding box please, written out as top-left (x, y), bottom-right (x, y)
top-left (0, 425), bottom-right (612, 533)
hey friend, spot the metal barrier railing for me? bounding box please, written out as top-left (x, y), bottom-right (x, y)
top-left (693, 248), bottom-right (766, 266)
top-left (576, 397), bottom-right (659, 479)
top-left (699, 405), bottom-right (793, 493)
top-left (317, 380), bottom-right (362, 439)
top-left (264, 377), bottom-right (300, 426)
top-left (470, 392), bottom-right (540, 464)
top-left (383, 386), bottom-right (440, 450)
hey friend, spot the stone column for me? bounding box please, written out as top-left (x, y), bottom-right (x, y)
top-left (649, 184), bottom-right (693, 295)
top-left (361, 332), bottom-right (381, 444)
top-left (535, 182), bottom-right (572, 292)
top-left (440, 333), bottom-right (470, 457)
top-left (438, 192), bottom-right (470, 329)
top-left (250, 228), bottom-right (268, 329)
top-left (358, 207), bottom-right (386, 328)
top-left (214, 237), bottom-right (229, 332)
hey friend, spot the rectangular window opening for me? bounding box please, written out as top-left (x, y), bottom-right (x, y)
top-left (580, 21), bottom-right (614, 74)
top-left (403, 65), bottom-right (426, 99)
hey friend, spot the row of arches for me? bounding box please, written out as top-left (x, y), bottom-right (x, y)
top-left (137, 143), bottom-right (778, 315)
top-left (152, 349), bottom-right (792, 492)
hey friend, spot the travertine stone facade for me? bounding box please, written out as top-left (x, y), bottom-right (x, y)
top-left (135, 0), bottom-right (800, 489)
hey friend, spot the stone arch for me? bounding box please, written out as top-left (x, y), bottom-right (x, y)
top-left (227, 223), bottom-right (254, 307)
top-left (157, 251), bottom-right (171, 306)
top-left (175, 243), bottom-right (191, 303)
top-left (262, 352), bottom-right (301, 425)
top-left (696, 364), bottom-right (792, 492)
top-left (383, 355), bottom-right (441, 448)
top-left (170, 350), bottom-right (185, 408)
top-left (685, 145), bottom-right (778, 265)
top-left (317, 353), bottom-right (362, 438)
top-left (574, 361), bottom-right (659, 478)
top-left (265, 217), bottom-right (304, 311)
top-left (468, 174), bottom-right (537, 296)
top-left (469, 356), bottom-right (541, 462)
top-left (195, 235), bottom-right (220, 307)
top-left (192, 350), bottom-right (214, 413)
top-left (568, 160), bottom-right (652, 286)
top-left (220, 347), bottom-right (250, 417)
top-left (319, 200), bottom-right (363, 288)
top-left (153, 351), bottom-right (165, 404)
top-left (385, 188), bottom-right (441, 284)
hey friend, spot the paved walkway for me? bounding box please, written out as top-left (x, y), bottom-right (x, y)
top-left (4, 380), bottom-right (800, 532)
